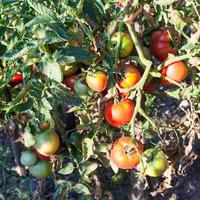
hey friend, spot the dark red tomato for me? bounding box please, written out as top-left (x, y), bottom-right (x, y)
top-left (150, 29), bottom-right (177, 61)
top-left (103, 99), bottom-right (134, 128)
top-left (110, 137), bottom-right (143, 169)
top-left (64, 74), bottom-right (77, 92)
top-left (144, 82), bottom-right (156, 93)
top-left (10, 74), bottom-right (23, 84)
top-left (160, 61), bottom-right (188, 86)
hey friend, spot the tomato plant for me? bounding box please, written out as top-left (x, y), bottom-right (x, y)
top-left (86, 71), bottom-right (108, 92)
top-left (150, 29), bottom-right (177, 61)
top-left (110, 137), bottom-right (143, 169)
top-left (103, 99), bottom-right (134, 128)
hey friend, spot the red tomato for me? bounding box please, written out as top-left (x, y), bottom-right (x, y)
top-left (103, 99), bottom-right (134, 128)
top-left (110, 137), bottom-right (143, 169)
top-left (160, 61), bottom-right (188, 86)
top-left (150, 29), bottom-right (177, 61)
top-left (86, 71), bottom-right (108, 92)
top-left (64, 74), bottom-right (77, 92)
top-left (144, 82), bottom-right (156, 93)
top-left (10, 74), bottom-right (23, 84)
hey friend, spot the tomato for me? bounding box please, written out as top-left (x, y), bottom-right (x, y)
top-left (10, 74), bottom-right (23, 84)
top-left (20, 151), bottom-right (37, 166)
top-left (118, 64), bottom-right (141, 89)
top-left (60, 63), bottom-right (78, 76)
top-left (103, 99), bottom-right (134, 128)
top-left (107, 32), bottom-right (134, 58)
top-left (150, 29), bottom-right (177, 61)
top-left (34, 131), bottom-right (60, 157)
top-left (86, 71), bottom-right (108, 92)
top-left (144, 82), bottom-right (156, 93)
top-left (74, 79), bottom-right (90, 99)
top-left (110, 137), bottom-right (143, 169)
top-left (160, 61), bottom-right (188, 86)
top-left (140, 148), bottom-right (168, 177)
top-left (64, 74), bottom-right (77, 92)
top-left (35, 149), bottom-right (51, 161)
top-left (41, 121), bottom-right (50, 130)
top-left (29, 160), bottom-right (52, 178)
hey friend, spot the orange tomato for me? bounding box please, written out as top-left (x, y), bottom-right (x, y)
top-left (110, 137), bottom-right (143, 169)
top-left (86, 71), bottom-right (108, 92)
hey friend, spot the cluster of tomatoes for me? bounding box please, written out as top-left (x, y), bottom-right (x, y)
top-left (59, 29), bottom-right (188, 176)
top-left (20, 129), bottom-right (61, 178)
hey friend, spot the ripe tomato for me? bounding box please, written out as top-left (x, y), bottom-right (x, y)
top-left (41, 121), bottom-right (50, 130)
top-left (29, 160), bottom-right (52, 178)
top-left (118, 64), bottom-right (141, 89)
top-left (140, 148), bottom-right (168, 177)
top-left (144, 82), bottom-right (156, 93)
top-left (20, 151), bottom-right (37, 166)
top-left (86, 71), bottom-right (108, 92)
top-left (103, 99), bottom-right (134, 128)
top-left (74, 79), bottom-right (90, 99)
top-left (35, 149), bottom-right (51, 161)
top-left (150, 29), bottom-right (177, 61)
top-left (160, 61), bottom-right (188, 86)
top-left (10, 74), bottom-right (23, 84)
top-left (110, 137), bottom-right (143, 169)
top-left (34, 131), bottom-right (60, 157)
top-left (60, 63), bottom-right (78, 76)
top-left (107, 32), bottom-right (134, 58)
top-left (64, 74), bottom-right (77, 92)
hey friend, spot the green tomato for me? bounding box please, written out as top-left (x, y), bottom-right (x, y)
top-left (74, 79), bottom-right (90, 99)
top-left (29, 160), bottom-right (52, 178)
top-left (107, 32), bottom-right (134, 58)
top-left (20, 151), bottom-right (37, 166)
top-left (141, 148), bottom-right (168, 177)
top-left (60, 63), bottom-right (78, 76)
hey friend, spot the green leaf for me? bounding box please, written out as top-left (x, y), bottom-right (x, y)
top-left (55, 46), bottom-right (95, 65)
top-left (82, 138), bottom-right (94, 162)
top-left (165, 88), bottom-right (181, 99)
top-left (92, 0), bottom-right (105, 14)
top-left (58, 162), bottom-right (74, 175)
top-left (24, 128), bottom-right (36, 148)
top-left (41, 97), bottom-right (52, 111)
top-left (74, 183), bottom-right (91, 195)
top-left (82, 162), bottom-right (98, 176)
top-left (41, 57), bottom-right (63, 83)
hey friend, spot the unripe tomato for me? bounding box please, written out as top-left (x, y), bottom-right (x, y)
top-left (35, 149), bottom-right (51, 161)
top-left (29, 160), bottom-right (52, 178)
top-left (60, 63), bottom-right (78, 76)
top-left (118, 64), bottom-right (141, 88)
top-left (139, 148), bottom-right (168, 177)
top-left (150, 29), bottom-right (177, 61)
top-left (20, 151), bottom-right (37, 166)
top-left (64, 74), bottom-right (77, 92)
top-left (10, 74), bottom-right (23, 84)
top-left (107, 32), bottom-right (134, 58)
top-left (86, 71), bottom-right (108, 92)
top-left (103, 99), bottom-right (134, 128)
top-left (34, 131), bottom-right (60, 157)
top-left (160, 61), bottom-right (188, 86)
top-left (110, 137), bottom-right (143, 169)
top-left (74, 79), bottom-right (90, 99)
